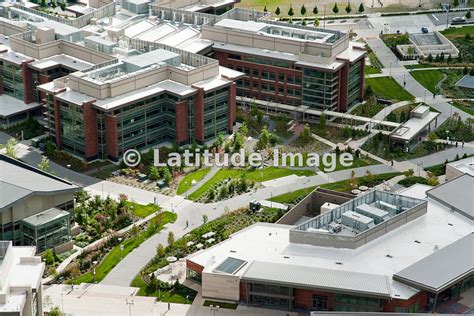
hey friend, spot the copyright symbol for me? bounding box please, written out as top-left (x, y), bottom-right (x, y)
top-left (123, 149), bottom-right (141, 167)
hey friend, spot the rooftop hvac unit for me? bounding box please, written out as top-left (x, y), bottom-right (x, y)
top-left (356, 204), bottom-right (390, 224)
top-left (341, 211), bottom-right (374, 232)
top-left (328, 222), bottom-right (342, 234)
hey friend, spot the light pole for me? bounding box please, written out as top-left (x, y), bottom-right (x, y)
top-left (424, 89), bottom-right (427, 103)
top-left (210, 304), bottom-right (219, 316)
top-left (66, 164), bottom-right (71, 182)
top-left (126, 299), bottom-right (134, 316)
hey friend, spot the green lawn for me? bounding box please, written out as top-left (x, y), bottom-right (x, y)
top-left (280, 154), bottom-right (375, 172)
top-left (410, 70), bottom-right (444, 94)
top-left (452, 100), bottom-right (474, 116)
top-left (441, 25), bottom-right (474, 36)
top-left (269, 186), bottom-right (317, 204)
top-left (177, 168), bottom-right (211, 195)
top-left (131, 275), bottom-right (197, 304)
top-left (365, 65), bottom-right (381, 75)
top-left (68, 212), bottom-right (177, 285)
top-left (126, 202), bottom-right (160, 218)
top-left (365, 77), bottom-right (414, 102)
top-left (188, 167), bottom-right (314, 201)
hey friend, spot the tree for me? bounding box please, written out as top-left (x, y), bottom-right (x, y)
top-left (466, 10), bottom-right (472, 19)
top-left (426, 171), bottom-right (439, 186)
top-left (313, 18), bottom-right (320, 27)
top-left (358, 3), bottom-right (365, 13)
top-left (49, 307), bottom-right (64, 316)
top-left (365, 84), bottom-right (373, 98)
top-left (60, 0), bottom-right (66, 11)
top-left (333, 3), bottom-right (339, 14)
top-left (447, 54), bottom-right (452, 63)
top-left (463, 66), bottom-right (469, 75)
top-left (156, 243), bottom-right (165, 257)
top-left (365, 169), bottom-right (373, 182)
top-left (470, 68), bottom-right (474, 76)
top-left (288, 5), bottom-right (294, 17)
top-left (404, 168), bottom-right (414, 177)
top-left (275, 6), bottom-right (281, 16)
top-left (148, 166), bottom-right (160, 181)
top-left (399, 110), bottom-right (407, 123)
top-left (313, 5), bottom-right (318, 15)
top-left (162, 168), bottom-right (172, 185)
top-left (43, 249), bottom-right (56, 265)
top-left (202, 214), bottom-right (208, 224)
top-left (40, 0), bottom-right (46, 7)
top-left (4, 138), bottom-right (18, 158)
top-left (256, 110), bottom-right (263, 125)
top-left (453, 0), bottom-right (459, 7)
top-left (299, 124), bottom-right (312, 144)
top-left (167, 231), bottom-right (175, 247)
top-left (69, 262), bottom-right (80, 280)
top-left (263, 5), bottom-right (267, 12)
top-left (233, 132), bottom-right (244, 152)
top-left (300, 4), bottom-right (306, 16)
top-left (345, 3), bottom-right (352, 14)
top-left (37, 156), bottom-right (51, 172)
top-left (318, 113), bottom-right (326, 131)
top-left (51, 0), bottom-right (57, 8)
top-left (427, 53), bottom-right (433, 62)
top-left (302, 18), bottom-right (307, 26)
top-left (258, 126), bottom-right (270, 149)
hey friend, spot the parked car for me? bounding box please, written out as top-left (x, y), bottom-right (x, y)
top-left (421, 27), bottom-right (429, 34)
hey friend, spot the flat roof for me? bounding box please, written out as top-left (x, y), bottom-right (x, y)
top-left (188, 185), bottom-right (473, 300)
top-left (394, 232), bottom-right (473, 293)
top-left (242, 261), bottom-right (392, 297)
top-left (455, 75), bottom-right (474, 89)
top-left (390, 106), bottom-right (439, 142)
top-left (0, 154), bottom-right (77, 211)
top-left (447, 156), bottom-right (474, 176)
top-left (0, 94), bottom-right (41, 118)
top-left (426, 173), bottom-right (474, 220)
top-left (29, 54), bottom-right (93, 71)
top-left (22, 207), bottom-right (70, 226)
top-left (0, 50), bottom-right (34, 66)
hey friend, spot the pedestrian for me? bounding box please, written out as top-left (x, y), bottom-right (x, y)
top-left (391, 160), bottom-right (394, 166)
top-left (168, 302), bottom-right (171, 311)
top-left (462, 142), bottom-right (465, 148)
top-left (186, 220), bottom-right (189, 228)
top-left (456, 141), bottom-right (458, 148)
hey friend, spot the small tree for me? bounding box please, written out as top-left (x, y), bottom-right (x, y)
top-left (427, 53), bottom-right (433, 62)
top-left (4, 138), bottom-right (18, 158)
top-left (358, 3), bottom-right (365, 13)
top-left (162, 168), bottom-right (172, 185)
top-left (148, 166), bottom-right (160, 181)
top-left (49, 307), bottom-right (64, 316)
top-left (453, 0), bottom-right (459, 7)
top-left (37, 156), bottom-right (51, 172)
top-left (60, 1), bottom-right (66, 11)
top-left (299, 124), bottom-right (312, 144)
top-left (463, 66), bottom-right (469, 75)
top-left (202, 214), bottom-right (208, 224)
top-left (40, 0), bottom-right (46, 7)
top-left (156, 243), bottom-right (165, 257)
top-left (313, 5), bottom-right (318, 15)
top-left (404, 168), bottom-right (414, 177)
top-left (300, 4), bottom-right (307, 16)
top-left (256, 110), bottom-right (263, 125)
top-left (167, 231), bottom-right (175, 247)
top-left (288, 5), bottom-right (294, 17)
top-left (263, 5), bottom-right (267, 12)
top-left (318, 113), bottom-right (326, 131)
top-left (345, 3), bottom-right (352, 14)
top-left (275, 6), bottom-right (281, 16)
top-left (302, 18), bottom-right (307, 26)
top-left (426, 171), bottom-right (439, 186)
top-left (466, 10), bottom-right (471, 19)
top-left (333, 3), bottom-right (339, 14)
top-left (365, 84), bottom-right (373, 98)
top-left (470, 68), bottom-right (474, 76)
top-left (313, 18), bottom-right (320, 27)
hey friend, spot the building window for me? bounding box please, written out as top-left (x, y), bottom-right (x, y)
top-left (313, 295), bottom-right (328, 311)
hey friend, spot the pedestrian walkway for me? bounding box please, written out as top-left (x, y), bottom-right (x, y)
top-left (184, 166), bottom-right (220, 196)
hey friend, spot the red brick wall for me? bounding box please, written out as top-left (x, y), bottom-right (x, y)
top-left (359, 57), bottom-right (366, 101)
top-left (82, 101), bottom-right (98, 159)
top-left (382, 291), bottom-right (429, 312)
top-left (212, 50), bottom-right (302, 106)
top-left (227, 82), bottom-right (236, 132)
top-left (186, 259), bottom-right (204, 274)
top-left (293, 288), bottom-right (334, 310)
top-left (175, 101), bottom-right (189, 144)
top-left (53, 97), bottom-right (62, 148)
top-left (104, 114), bottom-right (118, 160)
top-left (22, 61), bottom-right (34, 104)
top-left (240, 281), bottom-right (248, 302)
top-left (38, 73), bottom-right (50, 103)
top-left (337, 61), bottom-right (350, 112)
top-left (194, 88), bottom-right (205, 142)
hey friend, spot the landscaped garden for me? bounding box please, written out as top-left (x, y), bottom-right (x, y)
top-left (313, 125), bottom-right (370, 144)
top-left (320, 171), bottom-right (402, 192)
top-left (351, 96), bottom-right (384, 118)
top-left (386, 104), bottom-right (416, 123)
top-left (187, 167), bottom-right (314, 202)
top-left (365, 77), bottom-right (414, 102)
top-left (440, 26), bottom-right (474, 65)
top-left (64, 211), bottom-right (176, 285)
top-left (440, 69), bottom-right (474, 99)
top-left (1, 117), bottom-right (44, 140)
top-left (424, 153), bottom-right (471, 176)
top-left (434, 115), bottom-right (474, 143)
top-left (451, 100), bottom-right (474, 115)
top-left (361, 132), bottom-right (448, 161)
top-left (381, 33), bottom-right (410, 49)
top-left (132, 206), bottom-right (289, 303)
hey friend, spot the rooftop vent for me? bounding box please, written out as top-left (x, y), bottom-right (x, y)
top-left (335, 261), bottom-right (343, 265)
top-left (414, 240), bottom-right (421, 244)
top-left (386, 254), bottom-right (393, 258)
top-left (283, 256), bottom-right (290, 259)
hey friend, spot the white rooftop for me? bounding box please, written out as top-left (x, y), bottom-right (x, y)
top-left (390, 105), bottom-right (439, 141)
top-left (29, 54), bottom-right (93, 71)
top-left (447, 156), bottom-right (474, 176)
top-left (189, 184), bottom-right (473, 300)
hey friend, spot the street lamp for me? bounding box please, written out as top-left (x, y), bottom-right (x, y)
top-left (210, 304), bottom-right (219, 316)
top-left (66, 164), bottom-right (71, 182)
top-left (126, 299), bottom-right (134, 316)
top-left (424, 89), bottom-right (427, 103)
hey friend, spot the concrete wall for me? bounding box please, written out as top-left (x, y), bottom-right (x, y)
top-left (445, 165), bottom-right (463, 181)
top-left (202, 272), bottom-right (240, 301)
top-left (1, 192), bottom-right (75, 224)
